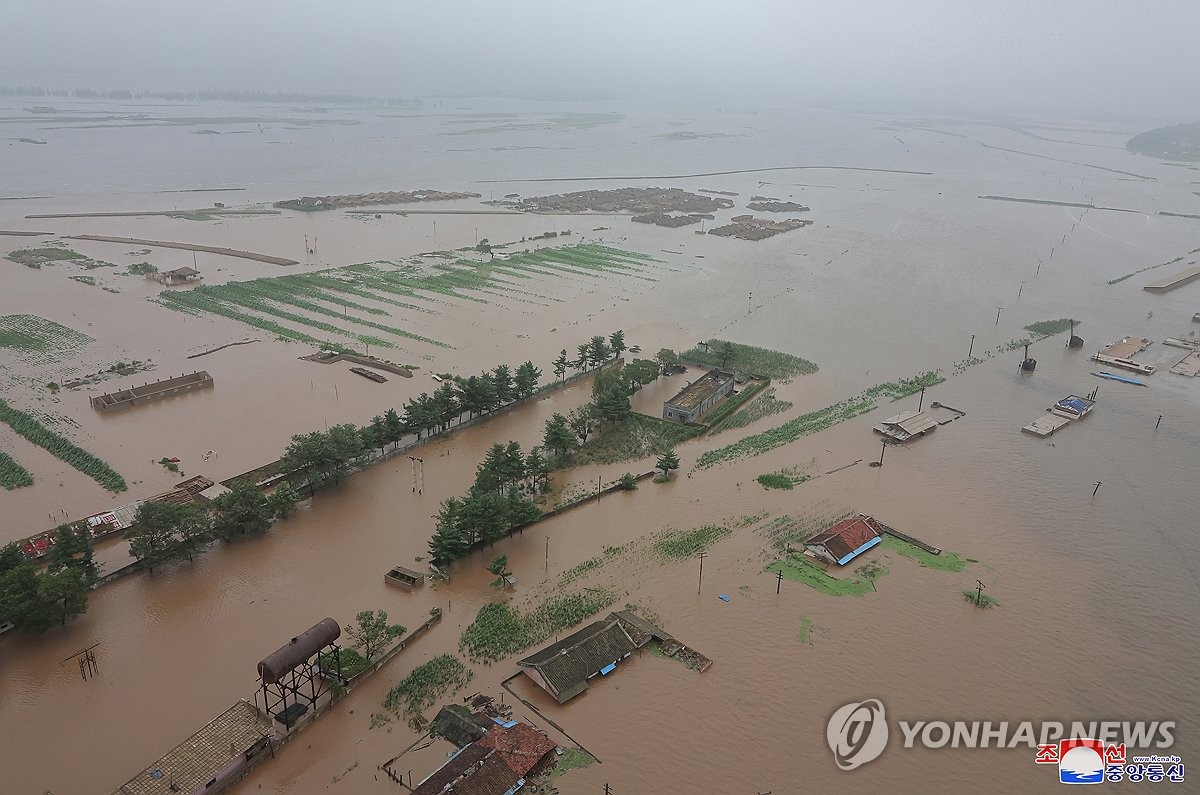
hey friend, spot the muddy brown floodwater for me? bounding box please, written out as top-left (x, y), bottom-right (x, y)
top-left (0, 101), bottom-right (1197, 795)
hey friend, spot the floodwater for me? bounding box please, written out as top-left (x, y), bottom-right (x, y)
top-left (1, 99), bottom-right (1198, 794)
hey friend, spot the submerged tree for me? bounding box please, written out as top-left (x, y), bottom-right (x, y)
top-left (211, 479), bottom-right (273, 541)
top-left (656, 450), bottom-right (681, 478)
top-left (487, 554), bottom-right (512, 589)
top-left (345, 609), bottom-right (406, 660)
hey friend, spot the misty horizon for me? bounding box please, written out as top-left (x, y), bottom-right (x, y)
top-left (4, 0), bottom-right (1199, 120)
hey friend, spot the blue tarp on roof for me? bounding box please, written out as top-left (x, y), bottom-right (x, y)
top-left (1058, 397), bottom-right (1088, 413)
top-left (835, 534), bottom-right (882, 566)
top-left (599, 662), bottom-right (616, 676)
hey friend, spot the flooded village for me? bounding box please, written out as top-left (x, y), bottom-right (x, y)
top-left (2, 85), bottom-right (1200, 795)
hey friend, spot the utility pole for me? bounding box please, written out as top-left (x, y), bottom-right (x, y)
top-left (545, 536), bottom-right (550, 571)
top-left (604, 785), bottom-right (612, 795)
top-left (776, 569), bottom-right (784, 595)
top-left (1018, 281), bottom-right (1025, 298)
top-left (877, 439), bottom-right (887, 467)
top-left (995, 306), bottom-right (1004, 326)
top-left (974, 579), bottom-right (985, 607)
top-left (697, 552), bottom-right (707, 594)
top-left (1092, 481), bottom-right (1102, 497)
top-left (968, 334), bottom-right (975, 359)
top-left (1156, 415), bottom-right (1163, 430)
top-left (597, 475), bottom-right (602, 500)
top-left (918, 387), bottom-right (925, 412)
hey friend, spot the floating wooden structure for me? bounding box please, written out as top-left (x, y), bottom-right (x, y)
top-left (349, 366), bottom-right (387, 383)
top-left (1163, 337), bottom-right (1200, 351)
top-left (1022, 414), bottom-right (1073, 437)
top-left (1144, 266), bottom-right (1200, 292)
top-left (383, 564), bottom-right (426, 591)
top-left (91, 371), bottom-right (213, 412)
top-left (1091, 338), bottom-right (1154, 375)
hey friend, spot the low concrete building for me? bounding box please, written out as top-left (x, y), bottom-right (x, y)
top-left (91, 371), bottom-right (213, 412)
top-left (804, 515), bottom-right (885, 566)
top-left (873, 410), bottom-right (937, 442)
top-left (155, 266), bottom-right (202, 285)
top-left (662, 368), bottom-right (735, 424)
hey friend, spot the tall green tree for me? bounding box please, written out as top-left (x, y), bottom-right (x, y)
top-left (552, 349), bottom-right (569, 382)
top-left (369, 415), bottom-right (388, 455)
top-left (567, 404), bottom-right (597, 443)
top-left (492, 364), bottom-right (515, 405)
top-left (267, 482), bottom-right (302, 519)
top-left (575, 343), bottom-right (591, 373)
top-left (624, 358), bottom-right (660, 392)
top-left (514, 361), bottom-right (541, 399)
top-left (429, 498), bottom-right (470, 562)
top-left (543, 413), bottom-right (576, 461)
top-left (487, 554), bottom-right (511, 589)
top-left (327, 423), bottom-right (367, 482)
top-left (211, 479), bottom-right (273, 541)
top-left (48, 524), bottom-right (95, 578)
top-left (608, 330), bottom-right (626, 359)
top-left (345, 609), bottom-right (406, 660)
top-left (587, 335), bottom-right (612, 368)
top-left (656, 450), bottom-right (681, 478)
top-left (525, 447), bottom-right (550, 492)
top-left (38, 567), bottom-right (90, 628)
top-left (128, 501), bottom-right (212, 571)
top-left (656, 348), bottom-right (681, 375)
top-left (383, 408), bottom-right (405, 448)
top-left (478, 373), bottom-right (499, 412)
top-left (433, 381), bottom-right (461, 430)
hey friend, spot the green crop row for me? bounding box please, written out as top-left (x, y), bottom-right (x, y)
top-left (383, 654), bottom-right (473, 715)
top-left (0, 397), bottom-right (126, 491)
top-left (0, 449), bottom-right (34, 489)
top-left (682, 340), bottom-right (818, 382)
top-left (695, 372), bottom-right (945, 469)
top-left (459, 588), bottom-right (616, 663)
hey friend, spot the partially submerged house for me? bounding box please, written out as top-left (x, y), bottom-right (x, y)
top-left (804, 515), bottom-right (885, 566)
top-left (872, 410), bottom-right (937, 442)
top-left (516, 618), bottom-right (638, 704)
top-left (476, 722), bottom-right (558, 778)
top-left (433, 704), bottom-right (493, 748)
top-left (1050, 395), bottom-right (1095, 420)
top-left (662, 368), bottom-right (735, 424)
top-left (154, 266), bottom-right (202, 285)
top-left (411, 744), bottom-right (523, 795)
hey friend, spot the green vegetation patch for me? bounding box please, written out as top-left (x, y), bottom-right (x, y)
top-left (682, 340), bottom-right (817, 382)
top-left (653, 523), bottom-right (733, 560)
top-left (383, 654), bottom-right (473, 715)
top-left (69, 275), bottom-right (98, 287)
top-left (756, 467), bottom-right (810, 490)
top-left (567, 412), bottom-right (702, 467)
top-left (797, 616), bottom-right (815, 644)
top-left (695, 371), bottom-right (944, 469)
top-left (1023, 318), bottom-right (1074, 337)
top-left (1108, 247), bottom-right (1200, 285)
top-left (459, 588), bottom-right (616, 663)
top-left (0, 314), bottom-right (93, 365)
top-left (0, 449), bottom-right (34, 489)
top-left (880, 535), bottom-right (967, 571)
top-left (963, 590), bottom-right (1000, 608)
top-left (766, 555), bottom-right (888, 597)
top-left (0, 397), bottom-right (126, 491)
top-left (712, 387), bottom-right (793, 434)
top-left (319, 647), bottom-right (371, 679)
top-left (5, 246), bottom-right (87, 269)
top-left (702, 381), bottom-right (767, 429)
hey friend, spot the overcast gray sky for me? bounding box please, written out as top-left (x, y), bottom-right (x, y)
top-left (5, 0), bottom-right (1197, 117)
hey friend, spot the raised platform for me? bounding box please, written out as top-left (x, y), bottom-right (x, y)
top-left (113, 700), bottom-right (274, 795)
top-left (1091, 353), bottom-right (1155, 375)
top-left (1170, 351), bottom-right (1200, 377)
top-left (1144, 266), bottom-right (1200, 292)
top-left (1023, 414), bottom-right (1073, 437)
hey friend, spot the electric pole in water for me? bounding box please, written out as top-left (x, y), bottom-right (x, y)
top-left (697, 552), bottom-right (707, 594)
top-left (545, 536), bottom-right (550, 571)
top-left (995, 306), bottom-right (1004, 326)
top-left (1092, 480), bottom-right (1102, 497)
top-left (776, 569), bottom-right (784, 594)
top-left (918, 387), bottom-right (925, 412)
top-left (974, 579), bottom-right (986, 607)
top-left (968, 334), bottom-right (975, 359)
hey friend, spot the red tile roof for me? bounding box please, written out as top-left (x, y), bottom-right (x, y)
top-left (477, 723), bottom-right (558, 777)
top-left (806, 516), bottom-right (883, 561)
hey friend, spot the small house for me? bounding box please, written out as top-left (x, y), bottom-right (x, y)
top-left (433, 704), bottom-right (492, 748)
top-left (516, 618), bottom-right (638, 703)
top-left (873, 410), bottom-right (937, 442)
top-left (662, 369), bottom-right (735, 424)
top-left (411, 745), bottom-right (522, 795)
top-left (476, 722), bottom-right (558, 778)
top-left (384, 564), bottom-right (426, 591)
top-left (157, 266), bottom-right (202, 285)
top-left (1050, 395), bottom-right (1096, 420)
top-left (803, 515), bottom-right (884, 566)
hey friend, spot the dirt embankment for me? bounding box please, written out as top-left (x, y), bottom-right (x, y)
top-left (517, 187), bottom-right (734, 214)
top-left (275, 189), bottom-right (481, 212)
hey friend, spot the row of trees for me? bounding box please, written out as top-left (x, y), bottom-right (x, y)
top-left (427, 440), bottom-right (547, 564)
top-left (128, 480), bottom-right (301, 571)
top-left (541, 359), bottom-right (662, 462)
top-left (0, 525), bottom-right (96, 633)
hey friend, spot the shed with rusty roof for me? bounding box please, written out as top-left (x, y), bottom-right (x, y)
top-left (804, 515), bottom-right (884, 566)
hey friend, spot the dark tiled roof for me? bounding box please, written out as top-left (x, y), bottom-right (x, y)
top-left (413, 744), bottom-right (490, 795)
top-left (517, 619), bottom-right (637, 703)
top-left (433, 704), bottom-right (492, 747)
top-left (477, 723), bottom-right (558, 776)
top-left (446, 754), bottom-right (521, 795)
top-left (806, 516), bottom-right (883, 561)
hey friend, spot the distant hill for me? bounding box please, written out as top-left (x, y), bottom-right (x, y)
top-left (1127, 122), bottom-right (1200, 160)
